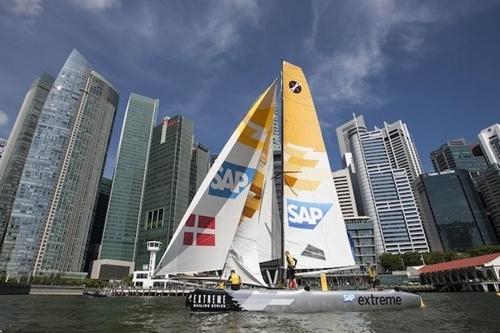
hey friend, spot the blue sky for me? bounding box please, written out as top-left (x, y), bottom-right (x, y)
top-left (0, 0), bottom-right (499, 176)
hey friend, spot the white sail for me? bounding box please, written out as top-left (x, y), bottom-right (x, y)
top-left (256, 147), bottom-right (280, 263)
top-left (155, 81), bottom-right (277, 275)
top-left (282, 61), bottom-right (355, 270)
top-left (222, 112), bottom-right (275, 287)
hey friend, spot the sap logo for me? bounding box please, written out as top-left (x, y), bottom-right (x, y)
top-left (287, 199), bottom-right (332, 230)
top-left (343, 294), bottom-right (355, 303)
top-left (209, 161), bottom-right (255, 199)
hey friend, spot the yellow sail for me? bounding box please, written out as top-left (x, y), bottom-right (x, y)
top-left (282, 60), bottom-right (355, 269)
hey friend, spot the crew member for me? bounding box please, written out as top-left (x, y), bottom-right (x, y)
top-left (367, 263), bottom-right (377, 289)
top-left (227, 270), bottom-right (242, 290)
top-left (285, 250), bottom-right (298, 289)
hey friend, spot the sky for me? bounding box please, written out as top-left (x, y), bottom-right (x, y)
top-left (0, 0), bottom-right (499, 177)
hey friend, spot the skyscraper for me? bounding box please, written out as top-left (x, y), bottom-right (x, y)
top-left (473, 164), bottom-right (500, 240)
top-left (380, 121), bottom-right (423, 184)
top-left (0, 50), bottom-right (118, 276)
top-left (84, 177), bottom-right (112, 273)
top-left (0, 74), bottom-right (54, 250)
top-left (431, 138), bottom-right (488, 172)
top-left (341, 116), bottom-right (429, 254)
top-left (332, 169), bottom-right (358, 218)
top-left (96, 94), bottom-right (158, 275)
top-left (134, 116), bottom-right (195, 269)
top-left (0, 138), bottom-right (7, 159)
top-left (189, 143), bottom-right (210, 203)
top-left (336, 115), bottom-right (366, 163)
top-left (414, 170), bottom-right (498, 251)
top-left (478, 124), bottom-right (500, 165)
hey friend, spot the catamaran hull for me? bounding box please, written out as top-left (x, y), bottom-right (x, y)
top-left (186, 288), bottom-right (423, 312)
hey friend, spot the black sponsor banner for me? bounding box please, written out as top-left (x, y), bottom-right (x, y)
top-left (186, 289), bottom-right (243, 312)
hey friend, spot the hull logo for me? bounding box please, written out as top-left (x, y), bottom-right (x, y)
top-left (287, 199), bottom-right (332, 229)
top-left (209, 161), bottom-right (255, 199)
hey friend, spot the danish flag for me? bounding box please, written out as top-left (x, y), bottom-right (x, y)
top-left (183, 214), bottom-right (215, 246)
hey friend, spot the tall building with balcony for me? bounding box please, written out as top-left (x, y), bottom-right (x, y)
top-left (478, 124), bottom-right (500, 166)
top-left (95, 94), bottom-right (158, 276)
top-left (135, 116), bottom-right (198, 269)
top-left (0, 50), bottom-right (118, 276)
top-left (413, 170), bottom-right (498, 251)
top-left (0, 74), bottom-right (54, 251)
top-left (431, 138), bottom-right (488, 172)
top-left (339, 116), bottom-right (429, 254)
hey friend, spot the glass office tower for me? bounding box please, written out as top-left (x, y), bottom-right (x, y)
top-left (98, 94), bottom-right (158, 264)
top-left (0, 73), bottom-right (54, 251)
top-left (0, 50), bottom-right (118, 276)
top-left (414, 170), bottom-right (498, 251)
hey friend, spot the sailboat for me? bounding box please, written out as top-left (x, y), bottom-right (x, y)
top-left (155, 61), bottom-right (423, 312)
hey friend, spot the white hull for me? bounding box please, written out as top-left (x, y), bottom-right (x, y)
top-left (186, 288), bottom-right (423, 312)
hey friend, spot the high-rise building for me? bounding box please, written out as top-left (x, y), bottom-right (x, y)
top-left (379, 121), bottom-right (423, 184)
top-left (84, 177), bottom-right (112, 273)
top-left (478, 124), bottom-right (500, 166)
top-left (0, 138), bottom-right (7, 159)
top-left (431, 138), bottom-right (488, 172)
top-left (414, 170), bottom-right (498, 251)
top-left (473, 164), bottom-right (500, 240)
top-left (135, 116), bottom-right (195, 269)
top-left (189, 143), bottom-right (210, 203)
top-left (96, 94), bottom-right (158, 274)
top-left (332, 169), bottom-right (358, 218)
top-left (336, 115), bottom-right (366, 163)
top-left (342, 116), bottom-right (429, 254)
top-left (345, 217), bottom-right (376, 266)
top-left (0, 74), bottom-right (54, 250)
top-left (0, 50), bottom-right (118, 276)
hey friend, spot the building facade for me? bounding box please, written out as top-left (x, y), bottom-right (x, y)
top-left (0, 50), bottom-right (118, 276)
top-left (0, 74), bottom-right (54, 251)
top-left (134, 116), bottom-right (195, 269)
top-left (343, 116), bottom-right (429, 254)
top-left (473, 164), bottom-right (500, 241)
top-left (98, 94), bottom-right (158, 268)
top-left (0, 138), bottom-right (7, 159)
top-left (414, 170), bottom-right (498, 251)
top-left (189, 143), bottom-right (210, 203)
top-left (332, 168), bottom-right (358, 218)
top-left (84, 177), bottom-right (112, 273)
top-left (478, 124), bottom-right (500, 166)
top-left (380, 121), bottom-right (423, 184)
top-left (345, 217), bottom-right (376, 266)
top-left (431, 138), bottom-right (488, 172)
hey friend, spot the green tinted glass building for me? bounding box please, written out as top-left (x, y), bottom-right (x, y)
top-left (98, 94), bottom-right (158, 265)
top-left (135, 116), bottom-right (210, 269)
top-left (413, 170), bottom-right (498, 251)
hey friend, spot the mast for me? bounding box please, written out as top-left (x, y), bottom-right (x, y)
top-left (280, 59), bottom-right (285, 282)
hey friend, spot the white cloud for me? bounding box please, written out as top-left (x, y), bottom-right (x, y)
top-left (132, 0), bottom-right (262, 66)
top-left (306, 0), bottom-right (494, 111)
top-left (71, 0), bottom-right (121, 11)
top-left (5, 0), bottom-right (42, 16)
top-left (0, 110), bottom-right (9, 127)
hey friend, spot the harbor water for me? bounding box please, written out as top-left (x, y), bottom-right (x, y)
top-left (0, 293), bottom-right (499, 332)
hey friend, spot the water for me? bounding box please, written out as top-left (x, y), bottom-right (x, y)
top-left (0, 293), bottom-right (499, 332)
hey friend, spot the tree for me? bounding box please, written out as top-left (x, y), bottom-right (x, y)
top-left (378, 253), bottom-right (403, 273)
